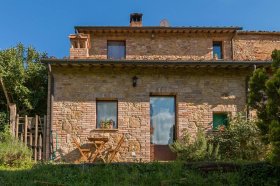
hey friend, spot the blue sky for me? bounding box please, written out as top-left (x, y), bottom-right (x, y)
top-left (1, 0), bottom-right (280, 58)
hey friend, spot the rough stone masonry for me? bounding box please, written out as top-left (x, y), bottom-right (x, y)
top-left (44, 13), bottom-right (280, 162)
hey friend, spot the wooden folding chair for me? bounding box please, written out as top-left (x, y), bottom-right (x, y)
top-left (72, 137), bottom-right (91, 163)
top-left (107, 135), bottom-right (125, 163)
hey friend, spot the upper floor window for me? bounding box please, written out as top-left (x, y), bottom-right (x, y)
top-left (213, 41), bottom-right (223, 59)
top-left (107, 41), bottom-right (126, 60)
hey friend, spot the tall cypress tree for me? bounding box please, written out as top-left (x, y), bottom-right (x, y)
top-left (248, 49), bottom-right (280, 163)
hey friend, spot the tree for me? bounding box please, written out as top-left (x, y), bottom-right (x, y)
top-left (248, 49), bottom-right (280, 163)
top-left (0, 44), bottom-right (47, 129)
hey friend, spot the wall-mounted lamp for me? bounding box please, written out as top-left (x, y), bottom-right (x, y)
top-left (132, 76), bottom-right (138, 87)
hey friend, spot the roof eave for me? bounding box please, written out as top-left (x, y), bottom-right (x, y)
top-left (238, 31), bottom-right (280, 35)
top-left (74, 26), bottom-right (243, 33)
top-left (42, 59), bottom-right (272, 68)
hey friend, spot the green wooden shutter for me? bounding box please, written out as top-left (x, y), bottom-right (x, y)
top-left (213, 113), bottom-right (228, 130)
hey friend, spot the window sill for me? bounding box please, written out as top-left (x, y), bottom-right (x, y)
top-left (211, 129), bottom-right (220, 132)
top-left (91, 129), bottom-right (118, 132)
top-left (211, 129), bottom-right (226, 133)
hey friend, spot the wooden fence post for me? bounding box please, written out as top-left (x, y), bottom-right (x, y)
top-left (29, 133), bottom-right (33, 149)
top-left (43, 115), bottom-right (47, 160)
top-left (24, 115), bottom-right (28, 145)
top-left (14, 115), bottom-right (48, 161)
top-left (9, 104), bottom-right (16, 136)
top-left (39, 134), bottom-right (42, 161)
top-left (45, 114), bottom-right (50, 160)
top-left (15, 114), bottom-right (19, 139)
top-left (34, 115), bottom-right (38, 162)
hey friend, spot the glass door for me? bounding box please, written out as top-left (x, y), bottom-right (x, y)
top-left (150, 96), bottom-right (176, 160)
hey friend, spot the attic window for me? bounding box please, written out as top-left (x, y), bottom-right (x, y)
top-left (213, 41), bottom-right (223, 59)
top-left (107, 41), bottom-right (126, 60)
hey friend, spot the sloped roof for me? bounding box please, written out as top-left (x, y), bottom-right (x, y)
top-left (75, 26), bottom-right (280, 35)
top-left (75, 26), bottom-right (242, 34)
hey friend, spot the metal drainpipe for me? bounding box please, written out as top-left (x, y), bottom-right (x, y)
top-left (245, 75), bottom-right (250, 120)
top-left (48, 64), bottom-right (55, 160)
top-left (50, 131), bottom-right (59, 160)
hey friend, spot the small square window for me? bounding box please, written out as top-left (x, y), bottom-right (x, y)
top-left (96, 101), bottom-right (118, 129)
top-left (213, 113), bottom-right (228, 130)
top-left (213, 41), bottom-right (223, 59)
top-left (107, 41), bottom-right (126, 60)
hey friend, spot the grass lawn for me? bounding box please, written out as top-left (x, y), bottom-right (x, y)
top-left (0, 161), bottom-right (279, 186)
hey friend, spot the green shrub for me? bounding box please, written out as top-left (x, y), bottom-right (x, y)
top-left (239, 162), bottom-right (280, 185)
top-left (209, 113), bottom-right (267, 161)
top-left (0, 112), bottom-right (7, 132)
top-left (170, 129), bottom-right (220, 161)
top-left (0, 126), bottom-right (33, 167)
top-left (171, 113), bottom-right (267, 162)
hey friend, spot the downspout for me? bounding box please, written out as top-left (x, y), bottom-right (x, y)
top-left (47, 63), bottom-right (56, 160)
top-left (245, 75), bottom-right (250, 120)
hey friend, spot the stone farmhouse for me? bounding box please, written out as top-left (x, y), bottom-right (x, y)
top-left (43, 13), bottom-right (280, 162)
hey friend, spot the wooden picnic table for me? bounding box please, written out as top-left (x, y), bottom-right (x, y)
top-left (87, 137), bottom-right (109, 163)
top-left (73, 135), bottom-right (124, 163)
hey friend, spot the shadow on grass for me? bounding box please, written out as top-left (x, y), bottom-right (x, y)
top-left (0, 162), bottom-right (279, 186)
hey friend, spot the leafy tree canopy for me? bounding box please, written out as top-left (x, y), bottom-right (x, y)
top-left (0, 43), bottom-right (47, 117)
top-left (248, 49), bottom-right (280, 163)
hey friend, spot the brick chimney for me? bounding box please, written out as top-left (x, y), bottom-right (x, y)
top-left (130, 13), bottom-right (143, 27)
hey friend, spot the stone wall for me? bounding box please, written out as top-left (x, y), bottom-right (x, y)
top-left (50, 66), bottom-right (249, 162)
top-left (234, 34), bottom-right (280, 61)
top-left (70, 32), bottom-right (280, 61)
top-left (69, 32), bottom-right (233, 60)
top-left (70, 48), bottom-right (88, 59)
